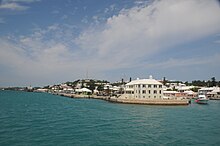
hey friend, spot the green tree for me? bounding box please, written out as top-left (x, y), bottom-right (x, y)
top-left (191, 87), bottom-right (200, 92)
top-left (97, 85), bottom-right (104, 91)
top-left (211, 77), bottom-right (216, 87)
top-left (81, 80), bottom-right (85, 88)
top-left (87, 80), bottom-right (96, 92)
top-left (163, 77), bottom-right (167, 85)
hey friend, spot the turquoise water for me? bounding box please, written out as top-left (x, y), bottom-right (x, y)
top-left (0, 91), bottom-right (220, 146)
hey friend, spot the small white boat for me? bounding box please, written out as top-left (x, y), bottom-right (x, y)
top-left (195, 95), bottom-right (209, 104)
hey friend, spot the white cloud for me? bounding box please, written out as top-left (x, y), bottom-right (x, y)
top-left (0, 24), bottom-right (98, 86)
top-left (134, 0), bottom-right (150, 6)
top-left (109, 4), bottom-right (116, 11)
top-left (0, 37), bottom-right (77, 86)
top-left (1, 0), bottom-right (220, 86)
top-left (76, 0), bottom-right (220, 68)
top-left (2, 0), bottom-right (40, 3)
top-left (214, 40), bottom-right (220, 44)
top-left (81, 16), bottom-right (89, 24)
top-left (0, 2), bottom-right (28, 10)
top-left (146, 54), bottom-right (220, 69)
top-left (0, 0), bottom-right (40, 11)
top-left (104, 4), bottom-right (117, 15)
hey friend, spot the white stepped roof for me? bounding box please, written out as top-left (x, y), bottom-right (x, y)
top-left (126, 78), bottom-right (162, 86)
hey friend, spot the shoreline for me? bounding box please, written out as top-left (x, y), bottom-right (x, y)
top-left (52, 92), bottom-right (190, 106)
top-left (0, 90), bottom-right (190, 105)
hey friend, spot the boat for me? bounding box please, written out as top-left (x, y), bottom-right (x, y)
top-left (195, 94), bottom-right (209, 104)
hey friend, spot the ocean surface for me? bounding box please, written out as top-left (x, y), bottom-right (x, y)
top-left (0, 90), bottom-right (220, 146)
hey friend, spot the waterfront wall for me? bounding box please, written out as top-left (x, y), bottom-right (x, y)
top-left (109, 98), bottom-right (189, 105)
top-left (53, 93), bottom-right (189, 105)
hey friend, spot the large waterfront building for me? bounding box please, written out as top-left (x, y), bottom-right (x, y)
top-left (200, 87), bottom-right (220, 99)
top-left (123, 76), bottom-right (163, 99)
top-left (198, 87), bottom-right (214, 95)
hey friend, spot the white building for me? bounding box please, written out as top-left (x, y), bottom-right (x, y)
top-left (206, 87), bottom-right (220, 99)
top-left (75, 88), bottom-right (92, 95)
top-left (122, 76), bottom-right (163, 99)
top-left (36, 88), bottom-right (48, 92)
top-left (198, 87), bottom-right (214, 95)
top-left (177, 86), bottom-right (195, 92)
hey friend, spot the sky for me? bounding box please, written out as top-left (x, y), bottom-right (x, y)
top-left (0, 0), bottom-right (220, 87)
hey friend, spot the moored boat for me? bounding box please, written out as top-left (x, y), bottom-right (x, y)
top-left (195, 95), bottom-right (209, 104)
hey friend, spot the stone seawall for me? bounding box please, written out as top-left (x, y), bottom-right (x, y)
top-left (52, 93), bottom-right (189, 105)
top-left (109, 98), bottom-right (189, 105)
top-left (53, 93), bottom-right (109, 100)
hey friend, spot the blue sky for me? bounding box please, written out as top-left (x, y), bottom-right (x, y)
top-left (0, 0), bottom-right (220, 87)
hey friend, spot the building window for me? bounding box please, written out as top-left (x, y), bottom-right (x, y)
top-left (148, 85), bottom-right (151, 88)
top-left (149, 90), bottom-right (151, 94)
top-left (154, 96), bottom-right (156, 98)
top-left (139, 90), bottom-right (140, 94)
top-left (143, 84), bottom-right (146, 88)
top-left (138, 85), bottom-right (140, 88)
top-left (149, 96), bottom-right (151, 98)
top-left (154, 85), bottom-right (157, 88)
top-left (159, 90), bottom-right (161, 94)
top-left (154, 90), bottom-right (157, 94)
top-left (143, 96), bottom-right (145, 98)
top-left (142, 90), bottom-right (146, 94)
top-left (159, 85), bottom-right (162, 88)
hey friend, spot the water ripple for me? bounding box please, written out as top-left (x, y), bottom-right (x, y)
top-left (1, 91), bottom-right (220, 146)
